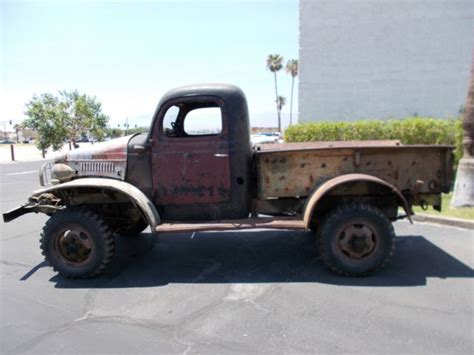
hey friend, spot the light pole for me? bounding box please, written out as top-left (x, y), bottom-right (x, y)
top-left (451, 54), bottom-right (474, 207)
top-left (124, 117), bottom-right (129, 135)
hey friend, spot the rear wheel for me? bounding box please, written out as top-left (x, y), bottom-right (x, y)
top-left (40, 209), bottom-right (115, 278)
top-left (317, 203), bottom-right (395, 276)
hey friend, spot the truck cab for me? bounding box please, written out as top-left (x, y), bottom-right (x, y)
top-left (127, 84), bottom-right (253, 221)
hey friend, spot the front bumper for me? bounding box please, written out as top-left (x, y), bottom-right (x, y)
top-left (3, 192), bottom-right (63, 223)
top-left (2, 205), bottom-right (35, 223)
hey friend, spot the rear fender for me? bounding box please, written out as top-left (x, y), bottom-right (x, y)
top-left (303, 173), bottom-right (412, 230)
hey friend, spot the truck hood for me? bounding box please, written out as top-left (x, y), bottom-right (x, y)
top-left (57, 135), bottom-right (135, 180)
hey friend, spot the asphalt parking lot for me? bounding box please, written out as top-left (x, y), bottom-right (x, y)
top-left (1, 161), bottom-right (473, 354)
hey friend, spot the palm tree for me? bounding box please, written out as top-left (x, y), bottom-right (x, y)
top-left (266, 54), bottom-right (284, 132)
top-left (452, 54), bottom-right (474, 206)
top-left (276, 96), bottom-right (286, 121)
top-left (286, 59), bottom-right (298, 125)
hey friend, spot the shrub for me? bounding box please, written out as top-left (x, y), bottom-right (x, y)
top-left (284, 117), bottom-right (463, 166)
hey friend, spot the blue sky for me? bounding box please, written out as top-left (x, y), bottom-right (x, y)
top-left (1, 0), bottom-right (299, 129)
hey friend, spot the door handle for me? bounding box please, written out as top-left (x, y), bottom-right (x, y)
top-left (214, 153), bottom-right (229, 158)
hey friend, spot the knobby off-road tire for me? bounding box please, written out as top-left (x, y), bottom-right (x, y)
top-left (40, 209), bottom-right (115, 278)
top-left (317, 203), bottom-right (395, 276)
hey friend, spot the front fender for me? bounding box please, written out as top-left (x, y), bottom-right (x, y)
top-left (302, 173), bottom-right (412, 230)
top-left (4, 178), bottom-right (161, 230)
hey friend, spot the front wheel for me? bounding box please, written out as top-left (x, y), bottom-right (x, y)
top-left (40, 209), bottom-right (115, 278)
top-left (317, 203), bottom-right (395, 276)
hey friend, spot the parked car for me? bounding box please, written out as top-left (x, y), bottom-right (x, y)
top-left (250, 133), bottom-right (280, 145)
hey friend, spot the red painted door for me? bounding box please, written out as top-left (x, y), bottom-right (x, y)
top-left (151, 103), bottom-right (231, 206)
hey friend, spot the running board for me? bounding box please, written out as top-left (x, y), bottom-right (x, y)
top-left (155, 216), bottom-right (305, 234)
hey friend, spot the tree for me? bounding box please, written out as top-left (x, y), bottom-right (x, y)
top-left (451, 55), bottom-right (474, 207)
top-left (61, 90), bottom-right (108, 144)
top-left (286, 59), bottom-right (298, 125)
top-left (24, 91), bottom-right (109, 151)
top-left (266, 54), bottom-right (284, 132)
top-left (127, 126), bottom-right (149, 135)
top-left (276, 95), bottom-right (286, 115)
top-left (21, 128), bottom-right (36, 141)
top-left (24, 93), bottom-right (68, 151)
top-left (103, 127), bottom-right (124, 139)
top-left (13, 124), bottom-right (21, 143)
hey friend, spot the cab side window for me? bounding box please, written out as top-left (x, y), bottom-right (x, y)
top-left (162, 105), bottom-right (180, 138)
top-left (183, 107), bottom-right (222, 136)
top-left (161, 103), bottom-right (222, 138)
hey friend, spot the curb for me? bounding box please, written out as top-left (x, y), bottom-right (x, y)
top-left (412, 214), bottom-right (474, 230)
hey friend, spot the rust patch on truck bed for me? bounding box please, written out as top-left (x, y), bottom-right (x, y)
top-left (254, 140), bottom-right (403, 153)
top-left (256, 144), bottom-right (453, 199)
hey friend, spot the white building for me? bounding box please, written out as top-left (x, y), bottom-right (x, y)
top-left (299, 0), bottom-right (474, 122)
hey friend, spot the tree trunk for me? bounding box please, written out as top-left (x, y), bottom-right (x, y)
top-left (289, 76), bottom-right (295, 125)
top-left (451, 54), bottom-right (474, 207)
top-left (274, 71), bottom-right (281, 133)
top-left (461, 58), bottom-right (474, 158)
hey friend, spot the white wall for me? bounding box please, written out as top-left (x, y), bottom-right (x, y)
top-left (299, 0), bottom-right (474, 122)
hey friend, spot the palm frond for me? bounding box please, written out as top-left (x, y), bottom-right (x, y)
top-left (286, 59), bottom-right (299, 77)
top-left (266, 54), bottom-right (284, 72)
top-left (276, 95), bottom-right (286, 110)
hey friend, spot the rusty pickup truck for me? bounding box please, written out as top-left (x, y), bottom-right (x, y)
top-left (3, 84), bottom-right (453, 278)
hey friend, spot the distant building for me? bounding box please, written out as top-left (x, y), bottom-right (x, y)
top-left (299, 0), bottom-right (474, 122)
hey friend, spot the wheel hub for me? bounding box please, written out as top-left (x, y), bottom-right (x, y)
top-left (57, 229), bottom-right (92, 264)
top-left (338, 224), bottom-right (376, 259)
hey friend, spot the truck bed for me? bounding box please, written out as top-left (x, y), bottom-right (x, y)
top-left (254, 140), bottom-right (453, 199)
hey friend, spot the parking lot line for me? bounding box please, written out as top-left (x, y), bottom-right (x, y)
top-left (5, 170), bottom-right (37, 176)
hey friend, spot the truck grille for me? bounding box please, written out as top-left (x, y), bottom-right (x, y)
top-left (80, 161), bottom-right (116, 174)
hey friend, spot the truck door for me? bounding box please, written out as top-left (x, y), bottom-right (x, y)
top-left (151, 97), bottom-right (231, 207)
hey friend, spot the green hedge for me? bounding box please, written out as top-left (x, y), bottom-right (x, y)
top-left (284, 117), bottom-right (463, 165)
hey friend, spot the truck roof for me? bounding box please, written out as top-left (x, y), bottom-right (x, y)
top-left (158, 83), bottom-right (245, 106)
